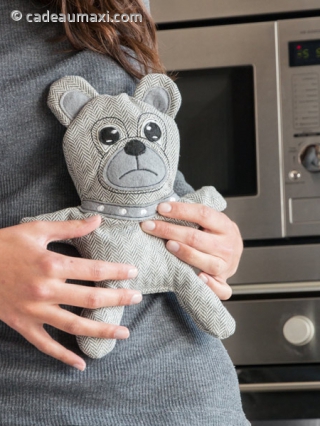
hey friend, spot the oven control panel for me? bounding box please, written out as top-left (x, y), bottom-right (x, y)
top-left (278, 17), bottom-right (320, 237)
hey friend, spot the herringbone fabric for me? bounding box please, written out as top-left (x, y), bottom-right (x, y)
top-left (134, 73), bottom-right (182, 118)
top-left (47, 76), bottom-right (99, 127)
top-left (49, 75), bottom-right (180, 206)
top-left (22, 74), bottom-right (235, 358)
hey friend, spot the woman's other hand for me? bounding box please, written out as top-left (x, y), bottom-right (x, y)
top-left (0, 216), bottom-right (141, 370)
top-left (141, 202), bottom-right (243, 301)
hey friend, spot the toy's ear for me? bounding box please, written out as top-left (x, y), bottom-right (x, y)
top-left (134, 74), bottom-right (181, 118)
top-left (48, 76), bottom-right (99, 127)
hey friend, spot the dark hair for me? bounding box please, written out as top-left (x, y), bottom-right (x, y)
top-left (42, 0), bottom-right (166, 79)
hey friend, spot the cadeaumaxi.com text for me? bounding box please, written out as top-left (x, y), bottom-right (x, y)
top-left (10, 10), bottom-right (143, 23)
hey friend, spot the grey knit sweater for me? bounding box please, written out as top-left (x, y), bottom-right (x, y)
top-left (0, 1), bottom-right (249, 424)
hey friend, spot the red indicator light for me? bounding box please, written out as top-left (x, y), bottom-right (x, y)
top-left (297, 45), bottom-right (302, 50)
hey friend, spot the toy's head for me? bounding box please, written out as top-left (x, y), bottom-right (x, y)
top-left (48, 74), bottom-right (182, 207)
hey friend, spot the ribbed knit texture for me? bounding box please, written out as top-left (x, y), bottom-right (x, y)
top-left (0, 1), bottom-right (249, 424)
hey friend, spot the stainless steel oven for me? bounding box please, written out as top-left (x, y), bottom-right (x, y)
top-left (153, 8), bottom-right (320, 286)
top-left (152, 2), bottom-right (320, 424)
top-left (224, 296), bottom-right (320, 424)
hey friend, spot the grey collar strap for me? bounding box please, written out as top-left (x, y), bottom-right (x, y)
top-left (80, 193), bottom-right (180, 220)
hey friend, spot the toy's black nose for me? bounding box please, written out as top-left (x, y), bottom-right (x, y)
top-left (124, 140), bottom-right (146, 156)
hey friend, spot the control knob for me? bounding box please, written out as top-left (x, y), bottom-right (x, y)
top-left (300, 144), bottom-right (320, 172)
top-left (283, 315), bottom-right (315, 346)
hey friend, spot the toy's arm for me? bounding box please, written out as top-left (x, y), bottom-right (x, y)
top-left (20, 207), bottom-right (84, 246)
top-left (179, 186), bottom-right (226, 212)
top-left (21, 207), bottom-right (83, 224)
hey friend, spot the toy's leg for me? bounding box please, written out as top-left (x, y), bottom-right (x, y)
top-left (77, 305), bottom-right (124, 359)
top-left (174, 272), bottom-right (235, 339)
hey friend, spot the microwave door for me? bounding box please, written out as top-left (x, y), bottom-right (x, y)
top-left (157, 21), bottom-right (283, 240)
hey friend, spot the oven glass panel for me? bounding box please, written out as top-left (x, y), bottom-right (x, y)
top-left (238, 365), bottom-right (320, 423)
top-left (174, 66), bottom-right (257, 196)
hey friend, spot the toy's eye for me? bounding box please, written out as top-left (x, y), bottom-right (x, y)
top-left (99, 126), bottom-right (120, 145)
top-left (144, 122), bottom-right (161, 142)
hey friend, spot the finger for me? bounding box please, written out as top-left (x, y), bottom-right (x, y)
top-left (157, 201), bottom-right (230, 233)
top-left (29, 216), bottom-right (102, 245)
top-left (198, 273), bottom-right (232, 301)
top-left (39, 252), bottom-right (138, 281)
top-left (166, 240), bottom-right (228, 276)
top-left (21, 325), bottom-right (86, 371)
top-left (45, 307), bottom-right (130, 340)
top-left (141, 220), bottom-right (231, 258)
top-left (53, 284), bottom-right (142, 309)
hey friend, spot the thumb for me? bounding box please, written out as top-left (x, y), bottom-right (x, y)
top-left (43, 215), bottom-right (101, 244)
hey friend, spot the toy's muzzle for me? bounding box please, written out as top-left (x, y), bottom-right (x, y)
top-left (101, 139), bottom-right (168, 191)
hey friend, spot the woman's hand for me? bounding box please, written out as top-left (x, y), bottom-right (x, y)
top-left (141, 202), bottom-right (243, 300)
top-left (0, 216), bottom-right (141, 371)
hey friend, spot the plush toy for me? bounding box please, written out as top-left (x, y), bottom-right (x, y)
top-left (22, 74), bottom-right (235, 358)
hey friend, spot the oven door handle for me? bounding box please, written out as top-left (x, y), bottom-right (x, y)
top-left (240, 381), bottom-right (320, 392)
top-left (231, 281), bottom-right (320, 295)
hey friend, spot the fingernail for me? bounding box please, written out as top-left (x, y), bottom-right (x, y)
top-left (167, 241), bottom-right (180, 253)
top-left (114, 328), bottom-right (130, 339)
top-left (158, 203), bottom-right (172, 213)
top-left (130, 293), bottom-right (143, 305)
top-left (84, 215), bottom-right (99, 223)
top-left (73, 362), bottom-right (86, 371)
top-left (199, 274), bottom-right (208, 284)
top-left (141, 221), bottom-right (156, 231)
top-left (128, 268), bottom-right (138, 279)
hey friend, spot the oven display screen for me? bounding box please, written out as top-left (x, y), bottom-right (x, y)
top-left (289, 40), bottom-right (320, 67)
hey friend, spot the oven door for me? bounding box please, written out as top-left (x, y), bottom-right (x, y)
top-left (151, 0), bottom-right (320, 24)
top-left (239, 364), bottom-right (320, 425)
top-left (224, 297), bottom-right (320, 424)
top-left (157, 21), bottom-right (283, 240)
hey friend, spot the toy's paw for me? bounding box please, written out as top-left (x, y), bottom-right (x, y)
top-left (174, 274), bottom-right (235, 340)
top-left (77, 334), bottom-right (117, 359)
top-left (77, 305), bottom-right (124, 358)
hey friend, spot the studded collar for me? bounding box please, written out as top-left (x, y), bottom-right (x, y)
top-left (80, 193), bottom-right (179, 220)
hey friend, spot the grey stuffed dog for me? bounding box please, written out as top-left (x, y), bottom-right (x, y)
top-left (22, 74), bottom-right (235, 358)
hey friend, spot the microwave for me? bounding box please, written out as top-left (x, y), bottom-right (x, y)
top-left (155, 15), bottom-right (320, 286)
top-left (151, 0), bottom-right (320, 23)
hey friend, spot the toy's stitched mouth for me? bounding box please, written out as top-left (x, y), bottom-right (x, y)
top-left (119, 168), bottom-right (158, 179)
top-left (102, 145), bottom-right (167, 190)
